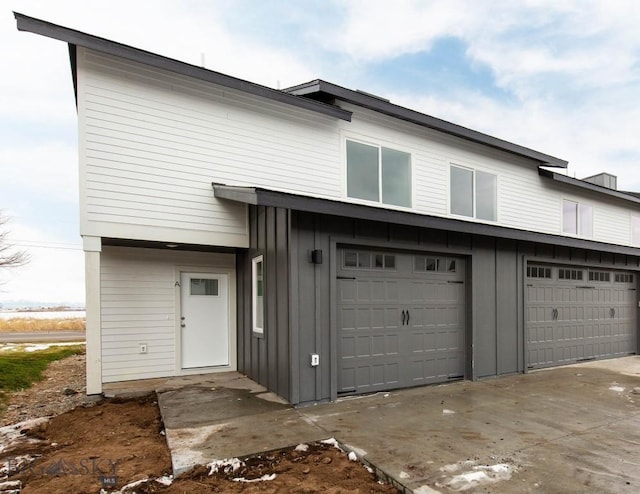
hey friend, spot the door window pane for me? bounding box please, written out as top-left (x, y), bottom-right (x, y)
top-left (563, 200), bottom-right (578, 234)
top-left (384, 255), bottom-right (396, 269)
top-left (381, 147), bottom-right (411, 207)
top-left (190, 278), bottom-right (218, 296)
top-left (344, 251), bottom-right (357, 267)
top-left (450, 166), bottom-right (473, 217)
top-left (347, 140), bottom-right (379, 202)
top-left (357, 252), bottom-right (372, 268)
top-left (476, 171), bottom-right (497, 221)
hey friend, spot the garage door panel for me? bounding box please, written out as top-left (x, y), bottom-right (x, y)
top-left (338, 249), bottom-right (465, 394)
top-left (341, 360), bottom-right (401, 393)
top-left (526, 265), bottom-right (637, 369)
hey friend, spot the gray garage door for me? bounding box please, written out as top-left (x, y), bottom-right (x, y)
top-left (337, 248), bottom-right (466, 395)
top-left (526, 264), bottom-right (637, 369)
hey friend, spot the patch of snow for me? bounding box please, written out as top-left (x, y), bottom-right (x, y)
top-left (22, 342), bottom-right (85, 352)
top-left (343, 444), bottom-right (367, 457)
top-left (117, 477), bottom-right (149, 492)
top-left (155, 475), bottom-right (173, 486)
top-left (439, 462), bottom-right (515, 491)
top-left (0, 417), bottom-right (50, 454)
top-left (295, 443), bottom-right (309, 452)
top-left (232, 473), bottom-right (277, 482)
top-left (443, 409), bottom-right (456, 415)
top-left (413, 486), bottom-right (442, 494)
top-left (208, 458), bottom-right (244, 475)
top-left (609, 386), bottom-right (625, 392)
top-left (320, 437), bottom-right (341, 450)
top-left (399, 471), bottom-right (411, 479)
top-left (348, 451), bottom-right (358, 461)
top-left (1, 455), bottom-right (38, 476)
top-left (487, 464), bottom-right (511, 473)
top-left (0, 480), bottom-right (22, 490)
top-left (364, 465), bottom-right (374, 473)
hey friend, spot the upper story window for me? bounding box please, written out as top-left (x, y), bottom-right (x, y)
top-left (346, 140), bottom-right (411, 208)
top-left (562, 200), bottom-right (593, 237)
top-left (450, 165), bottom-right (497, 221)
top-left (632, 216), bottom-right (640, 246)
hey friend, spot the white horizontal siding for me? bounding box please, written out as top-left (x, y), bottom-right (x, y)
top-left (100, 246), bottom-right (234, 383)
top-left (78, 47), bottom-right (342, 247)
top-left (338, 104), bottom-right (639, 245)
top-left (78, 48), bottom-right (639, 249)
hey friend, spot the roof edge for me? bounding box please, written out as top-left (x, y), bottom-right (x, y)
top-left (14, 13), bottom-right (352, 122)
top-left (213, 184), bottom-right (640, 256)
top-left (539, 169), bottom-right (640, 205)
top-left (285, 79), bottom-right (568, 168)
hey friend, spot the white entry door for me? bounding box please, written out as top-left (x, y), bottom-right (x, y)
top-left (180, 272), bottom-right (229, 369)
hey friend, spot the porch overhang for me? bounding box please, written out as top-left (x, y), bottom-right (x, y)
top-left (213, 183), bottom-right (640, 257)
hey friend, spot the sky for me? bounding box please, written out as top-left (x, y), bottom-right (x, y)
top-left (1, 0), bottom-right (640, 305)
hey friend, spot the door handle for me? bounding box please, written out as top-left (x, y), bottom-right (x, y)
top-left (401, 310), bottom-right (406, 326)
top-left (406, 310), bottom-right (410, 325)
top-left (610, 308), bottom-right (615, 318)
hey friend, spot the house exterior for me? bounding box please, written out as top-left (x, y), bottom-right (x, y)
top-left (17, 13), bottom-right (640, 405)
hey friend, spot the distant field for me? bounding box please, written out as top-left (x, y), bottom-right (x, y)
top-left (0, 310), bottom-right (85, 320)
top-left (0, 317), bottom-right (85, 332)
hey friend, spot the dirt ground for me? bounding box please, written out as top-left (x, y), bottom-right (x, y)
top-left (0, 352), bottom-right (87, 427)
top-left (0, 355), bottom-right (400, 493)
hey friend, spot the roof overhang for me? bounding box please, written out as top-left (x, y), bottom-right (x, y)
top-left (285, 80), bottom-right (568, 168)
top-left (213, 184), bottom-right (640, 257)
top-left (14, 13), bottom-right (352, 122)
top-left (539, 169), bottom-right (640, 206)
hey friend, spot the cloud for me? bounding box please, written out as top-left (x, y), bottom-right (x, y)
top-left (0, 223), bottom-right (84, 303)
top-left (3, 0), bottom-right (640, 306)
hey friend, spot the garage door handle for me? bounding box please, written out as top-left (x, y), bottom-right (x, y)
top-left (406, 310), bottom-right (410, 324)
top-left (610, 308), bottom-right (615, 318)
top-left (401, 310), bottom-right (406, 325)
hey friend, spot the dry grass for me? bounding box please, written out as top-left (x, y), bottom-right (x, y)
top-left (0, 318), bottom-right (85, 332)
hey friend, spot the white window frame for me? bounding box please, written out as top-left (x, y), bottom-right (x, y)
top-left (562, 199), bottom-right (593, 238)
top-left (344, 138), bottom-right (413, 208)
top-left (449, 164), bottom-right (498, 221)
top-left (252, 255), bottom-right (264, 335)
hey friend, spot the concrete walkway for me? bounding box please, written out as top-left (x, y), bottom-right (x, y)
top-left (156, 357), bottom-right (640, 493)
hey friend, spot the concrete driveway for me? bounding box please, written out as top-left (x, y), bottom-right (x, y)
top-left (157, 357), bottom-right (640, 493)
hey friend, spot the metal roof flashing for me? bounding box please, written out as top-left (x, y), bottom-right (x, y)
top-left (539, 169), bottom-right (640, 206)
top-left (212, 183), bottom-right (640, 256)
top-left (16, 13), bottom-right (567, 168)
top-left (14, 13), bottom-right (352, 122)
top-left (285, 79), bottom-right (568, 168)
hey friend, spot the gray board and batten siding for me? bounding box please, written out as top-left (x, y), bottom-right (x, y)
top-left (235, 203), bottom-right (640, 406)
